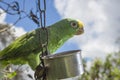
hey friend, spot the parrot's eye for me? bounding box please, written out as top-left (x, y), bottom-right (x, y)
top-left (71, 22), bottom-right (77, 28)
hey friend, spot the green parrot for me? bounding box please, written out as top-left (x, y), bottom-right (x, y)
top-left (0, 18), bottom-right (84, 70)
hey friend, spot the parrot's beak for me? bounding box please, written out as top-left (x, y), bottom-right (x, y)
top-left (76, 20), bottom-right (84, 35)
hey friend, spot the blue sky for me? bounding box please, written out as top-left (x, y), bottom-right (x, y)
top-left (3, 0), bottom-right (61, 31)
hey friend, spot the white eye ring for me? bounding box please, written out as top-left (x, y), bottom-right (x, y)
top-left (71, 22), bottom-right (77, 28)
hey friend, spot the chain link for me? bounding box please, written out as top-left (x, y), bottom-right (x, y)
top-left (38, 0), bottom-right (49, 55)
top-left (35, 0), bottom-right (48, 80)
top-left (38, 0), bottom-right (46, 28)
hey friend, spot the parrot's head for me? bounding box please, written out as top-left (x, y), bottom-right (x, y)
top-left (63, 18), bottom-right (84, 36)
top-left (50, 18), bottom-right (84, 37)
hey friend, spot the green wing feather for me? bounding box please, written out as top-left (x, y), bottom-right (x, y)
top-left (0, 29), bottom-right (40, 59)
top-left (0, 28), bottom-right (44, 69)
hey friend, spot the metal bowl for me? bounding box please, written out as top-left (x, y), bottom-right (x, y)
top-left (42, 50), bottom-right (84, 80)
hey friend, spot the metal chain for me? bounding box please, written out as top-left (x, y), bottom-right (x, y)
top-left (35, 0), bottom-right (48, 80)
top-left (37, 0), bottom-right (49, 56)
top-left (38, 0), bottom-right (46, 28)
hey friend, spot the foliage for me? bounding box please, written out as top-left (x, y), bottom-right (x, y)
top-left (79, 51), bottom-right (120, 80)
